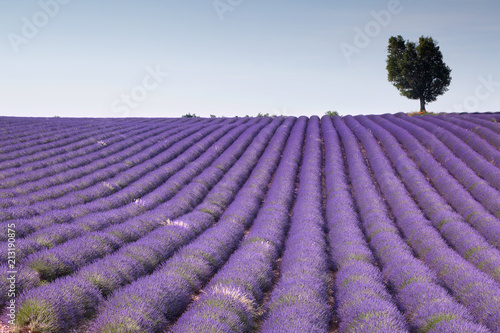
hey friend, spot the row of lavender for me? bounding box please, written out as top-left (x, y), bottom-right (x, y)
top-left (0, 117), bottom-right (270, 303)
top-left (1, 112), bottom-right (499, 332)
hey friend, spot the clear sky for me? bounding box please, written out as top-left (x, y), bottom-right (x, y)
top-left (0, 0), bottom-right (499, 118)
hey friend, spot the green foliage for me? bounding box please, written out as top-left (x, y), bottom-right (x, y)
top-left (386, 35), bottom-right (451, 112)
top-left (181, 113), bottom-right (199, 118)
top-left (16, 299), bottom-right (59, 333)
top-left (325, 110), bottom-right (339, 117)
top-left (419, 314), bottom-right (456, 333)
top-left (256, 112), bottom-right (281, 117)
top-left (407, 110), bottom-right (438, 116)
top-left (210, 114), bottom-right (216, 118)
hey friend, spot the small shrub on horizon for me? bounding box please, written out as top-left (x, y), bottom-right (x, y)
top-left (325, 110), bottom-right (339, 117)
top-left (182, 113), bottom-right (199, 118)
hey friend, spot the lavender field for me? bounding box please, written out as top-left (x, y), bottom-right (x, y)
top-left (1, 113), bottom-right (500, 333)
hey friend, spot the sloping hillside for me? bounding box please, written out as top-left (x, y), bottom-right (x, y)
top-left (1, 113), bottom-right (500, 332)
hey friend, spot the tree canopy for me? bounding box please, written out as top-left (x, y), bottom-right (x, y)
top-left (386, 35), bottom-right (451, 111)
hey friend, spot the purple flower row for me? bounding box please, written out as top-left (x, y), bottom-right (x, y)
top-left (0, 119), bottom-right (97, 154)
top-left (0, 118), bottom-right (193, 195)
top-left (2, 118), bottom-right (271, 286)
top-left (335, 116), bottom-right (489, 332)
top-left (451, 114), bottom-right (500, 135)
top-left (13, 117), bottom-right (294, 333)
top-left (440, 115), bottom-right (500, 150)
top-left (0, 118), bottom-right (163, 174)
top-left (460, 113), bottom-right (500, 123)
top-left (0, 120), bottom-right (232, 231)
top-left (171, 117), bottom-right (306, 333)
top-left (0, 118), bottom-right (270, 309)
top-left (0, 117), bottom-right (154, 143)
top-left (410, 115), bottom-right (500, 190)
top-left (0, 116), bottom-right (75, 144)
top-left (419, 114), bottom-right (500, 170)
top-left (321, 116), bottom-right (408, 333)
top-left (258, 116), bottom-right (331, 332)
top-left (0, 119), bottom-right (121, 175)
top-left (373, 115), bottom-right (500, 250)
top-left (0, 118), bottom-right (111, 159)
top-left (358, 115), bottom-right (500, 285)
top-left (0, 118), bottom-right (253, 264)
top-left (388, 115), bottom-right (500, 218)
top-left (345, 115), bottom-right (499, 332)
top-left (0, 119), bottom-right (215, 215)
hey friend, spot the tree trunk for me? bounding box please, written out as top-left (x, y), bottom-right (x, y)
top-left (419, 97), bottom-right (426, 112)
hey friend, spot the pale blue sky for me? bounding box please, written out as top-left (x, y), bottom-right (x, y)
top-left (1, 0), bottom-right (499, 117)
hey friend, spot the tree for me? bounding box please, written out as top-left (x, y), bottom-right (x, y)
top-left (386, 35), bottom-right (451, 112)
top-left (325, 110), bottom-right (339, 117)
